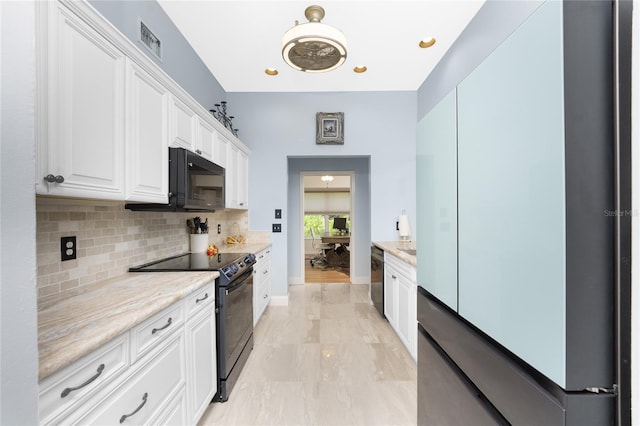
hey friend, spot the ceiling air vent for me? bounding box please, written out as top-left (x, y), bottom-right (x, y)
top-left (139, 20), bottom-right (162, 60)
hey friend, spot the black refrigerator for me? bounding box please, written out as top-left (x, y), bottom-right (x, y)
top-left (415, 1), bottom-right (632, 425)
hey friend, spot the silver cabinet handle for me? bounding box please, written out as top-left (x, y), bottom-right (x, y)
top-left (61, 364), bottom-right (105, 398)
top-left (263, 270), bottom-right (268, 275)
top-left (196, 293), bottom-right (209, 303)
top-left (263, 294), bottom-right (268, 299)
top-left (44, 174), bottom-right (65, 184)
top-left (195, 149), bottom-right (202, 154)
top-left (119, 393), bottom-right (148, 423)
top-left (151, 317), bottom-right (172, 334)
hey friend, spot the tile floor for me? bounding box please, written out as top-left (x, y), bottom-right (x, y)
top-left (199, 283), bottom-right (417, 426)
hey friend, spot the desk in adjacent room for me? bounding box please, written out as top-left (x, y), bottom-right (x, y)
top-left (321, 235), bottom-right (351, 246)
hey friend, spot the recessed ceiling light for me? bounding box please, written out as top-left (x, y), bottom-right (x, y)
top-left (353, 66), bottom-right (367, 73)
top-left (265, 68), bottom-right (279, 76)
top-left (419, 38), bottom-right (436, 48)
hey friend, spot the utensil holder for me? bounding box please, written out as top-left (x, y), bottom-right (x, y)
top-left (190, 234), bottom-right (209, 253)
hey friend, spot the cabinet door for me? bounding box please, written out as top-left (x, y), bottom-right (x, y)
top-left (225, 143), bottom-right (239, 208)
top-left (457, 1), bottom-right (566, 387)
top-left (185, 308), bottom-right (216, 424)
top-left (195, 118), bottom-right (215, 161)
top-left (44, 4), bottom-right (125, 199)
top-left (237, 150), bottom-right (249, 209)
top-left (169, 96), bottom-right (196, 150)
top-left (384, 267), bottom-right (397, 328)
top-left (214, 133), bottom-right (228, 168)
top-left (416, 88), bottom-right (458, 310)
top-left (396, 275), bottom-right (418, 359)
top-left (125, 60), bottom-right (169, 203)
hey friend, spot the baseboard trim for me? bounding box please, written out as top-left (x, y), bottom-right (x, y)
top-left (350, 276), bottom-right (370, 285)
top-left (269, 295), bottom-right (289, 306)
top-left (288, 276), bottom-right (304, 285)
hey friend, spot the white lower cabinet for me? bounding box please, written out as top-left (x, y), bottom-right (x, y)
top-left (384, 253), bottom-right (417, 360)
top-left (253, 246), bottom-right (272, 326)
top-left (184, 284), bottom-right (216, 424)
top-left (73, 332), bottom-right (185, 425)
top-left (39, 281), bottom-right (216, 426)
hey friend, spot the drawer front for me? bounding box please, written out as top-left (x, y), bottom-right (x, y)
top-left (130, 303), bottom-right (183, 363)
top-left (39, 333), bottom-right (129, 424)
top-left (185, 282), bottom-right (214, 318)
top-left (385, 253), bottom-right (416, 282)
top-left (76, 333), bottom-right (185, 426)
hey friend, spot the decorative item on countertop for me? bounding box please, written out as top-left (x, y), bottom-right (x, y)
top-left (225, 222), bottom-right (246, 245)
top-left (209, 101), bottom-right (238, 136)
top-left (397, 210), bottom-right (411, 241)
top-left (188, 216), bottom-right (209, 253)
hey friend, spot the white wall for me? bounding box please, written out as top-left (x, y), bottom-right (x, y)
top-left (229, 91), bottom-right (417, 298)
top-left (0, 1), bottom-right (39, 423)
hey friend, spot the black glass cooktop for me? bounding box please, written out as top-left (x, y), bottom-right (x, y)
top-left (129, 252), bottom-right (247, 272)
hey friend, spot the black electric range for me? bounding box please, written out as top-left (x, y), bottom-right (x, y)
top-left (129, 252), bottom-right (256, 286)
top-left (129, 250), bottom-right (258, 402)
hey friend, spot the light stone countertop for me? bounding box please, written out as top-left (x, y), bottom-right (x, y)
top-left (373, 241), bottom-right (417, 267)
top-left (38, 271), bottom-right (218, 381)
top-left (219, 242), bottom-right (272, 254)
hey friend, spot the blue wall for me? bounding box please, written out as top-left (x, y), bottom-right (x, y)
top-left (229, 91), bottom-right (417, 295)
top-left (89, 0), bottom-right (225, 109)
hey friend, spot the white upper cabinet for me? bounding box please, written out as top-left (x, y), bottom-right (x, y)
top-left (214, 133), bottom-right (229, 168)
top-left (125, 60), bottom-right (169, 203)
top-left (169, 96), bottom-right (197, 151)
top-left (225, 143), bottom-right (249, 210)
top-left (195, 118), bottom-right (216, 162)
top-left (36, 1), bottom-right (251, 204)
top-left (38, 2), bottom-right (126, 199)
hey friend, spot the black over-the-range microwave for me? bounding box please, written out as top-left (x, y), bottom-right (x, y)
top-left (125, 147), bottom-right (225, 212)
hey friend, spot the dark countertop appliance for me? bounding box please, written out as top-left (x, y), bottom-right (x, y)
top-left (125, 147), bottom-right (225, 212)
top-left (129, 251), bottom-right (256, 403)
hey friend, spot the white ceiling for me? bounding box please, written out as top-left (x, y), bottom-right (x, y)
top-left (157, 1), bottom-right (485, 93)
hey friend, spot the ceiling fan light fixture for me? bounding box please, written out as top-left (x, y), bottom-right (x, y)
top-left (282, 5), bottom-right (347, 73)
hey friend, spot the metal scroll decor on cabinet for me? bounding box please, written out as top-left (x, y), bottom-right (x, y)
top-left (209, 101), bottom-right (238, 136)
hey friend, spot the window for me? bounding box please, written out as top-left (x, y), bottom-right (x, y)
top-left (304, 214), bottom-right (350, 237)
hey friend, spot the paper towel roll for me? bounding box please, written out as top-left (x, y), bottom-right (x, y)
top-left (398, 214), bottom-right (410, 239)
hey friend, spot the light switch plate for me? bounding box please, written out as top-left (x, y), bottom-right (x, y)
top-left (275, 209), bottom-right (282, 219)
top-left (272, 224), bottom-right (282, 233)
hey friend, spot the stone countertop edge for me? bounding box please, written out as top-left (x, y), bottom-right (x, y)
top-left (219, 242), bottom-right (272, 254)
top-left (372, 241), bottom-right (417, 267)
top-left (38, 270), bottom-right (219, 382)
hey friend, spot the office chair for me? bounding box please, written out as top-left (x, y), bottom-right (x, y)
top-left (309, 228), bottom-right (333, 268)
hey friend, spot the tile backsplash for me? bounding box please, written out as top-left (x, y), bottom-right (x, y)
top-left (36, 197), bottom-right (249, 307)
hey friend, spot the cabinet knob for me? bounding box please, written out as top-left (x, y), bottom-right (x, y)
top-left (44, 174), bottom-right (65, 184)
top-left (196, 149), bottom-right (202, 155)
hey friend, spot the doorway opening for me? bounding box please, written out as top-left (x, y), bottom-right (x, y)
top-left (302, 173), bottom-right (352, 284)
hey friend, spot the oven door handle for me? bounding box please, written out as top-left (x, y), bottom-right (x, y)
top-left (224, 267), bottom-right (253, 295)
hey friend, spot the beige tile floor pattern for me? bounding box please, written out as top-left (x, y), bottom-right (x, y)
top-left (199, 283), bottom-right (417, 426)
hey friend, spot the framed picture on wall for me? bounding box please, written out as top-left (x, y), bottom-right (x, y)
top-left (316, 112), bottom-right (344, 145)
